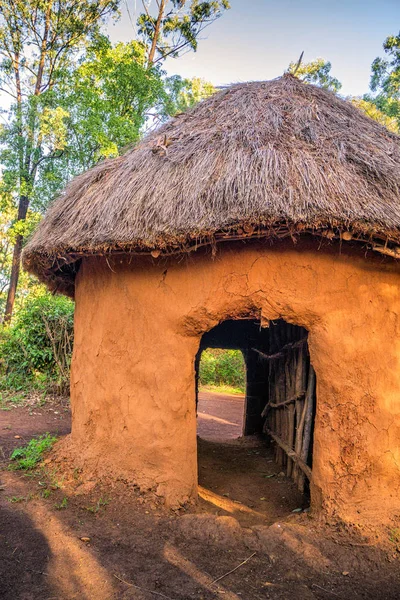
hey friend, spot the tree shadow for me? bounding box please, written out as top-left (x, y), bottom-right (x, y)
top-left (0, 502), bottom-right (54, 600)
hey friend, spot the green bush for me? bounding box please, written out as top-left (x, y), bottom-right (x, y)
top-left (199, 349), bottom-right (246, 392)
top-left (0, 291), bottom-right (74, 394)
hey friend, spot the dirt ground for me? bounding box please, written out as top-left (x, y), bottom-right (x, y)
top-left (197, 389), bottom-right (245, 440)
top-left (1, 393), bottom-right (400, 600)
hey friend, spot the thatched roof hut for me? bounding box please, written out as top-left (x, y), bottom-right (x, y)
top-left (24, 75), bottom-right (400, 526)
top-left (24, 74), bottom-right (400, 297)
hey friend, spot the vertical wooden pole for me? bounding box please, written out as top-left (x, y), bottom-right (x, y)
top-left (286, 348), bottom-right (296, 476)
top-left (293, 345), bottom-right (304, 484)
top-left (286, 403), bottom-right (295, 477)
top-left (301, 365), bottom-right (316, 466)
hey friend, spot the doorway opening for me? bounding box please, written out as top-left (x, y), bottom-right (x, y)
top-left (197, 348), bottom-right (246, 441)
top-left (195, 318), bottom-right (316, 524)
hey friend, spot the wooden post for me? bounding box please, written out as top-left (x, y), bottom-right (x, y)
top-left (294, 398), bottom-right (306, 490)
top-left (293, 345), bottom-right (304, 484)
top-left (285, 349), bottom-right (295, 475)
top-left (295, 359), bottom-right (316, 492)
top-left (300, 366), bottom-right (316, 466)
top-left (286, 403), bottom-right (295, 477)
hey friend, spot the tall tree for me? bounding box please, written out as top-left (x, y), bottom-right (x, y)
top-left (31, 37), bottom-right (167, 208)
top-left (0, 0), bottom-right (119, 323)
top-left (287, 57), bottom-right (342, 93)
top-left (163, 74), bottom-right (215, 115)
top-left (137, 0), bottom-right (230, 66)
top-left (0, 1), bottom-right (229, 320)
top-left (368, 32), bottom-right (400, 127)
top-left (22, 39), bottom-right (216, 213)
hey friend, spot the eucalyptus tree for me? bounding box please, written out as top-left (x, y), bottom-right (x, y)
top-left (368, 32), bottom-right (400, 128)
top-left (33, 37), bottom-right (167, 209)
top-left (0, 1), bottom-right (229, 321)
top-left (0, 0), bottom-right (119, 322)
top-left (137, 0), bottom-right (230, 65)
top-left (287, 57), bottom-right (342, 93)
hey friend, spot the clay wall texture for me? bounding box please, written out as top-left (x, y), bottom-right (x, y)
top-left (69, 240), bottom-right (400, 525)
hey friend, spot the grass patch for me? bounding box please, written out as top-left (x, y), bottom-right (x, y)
top-left (9, 433), bottom-right (57, 470)
top-left (0, 390), bottom-right (27, 410)
top-left (7, 494), bottom-right (33, 503)
top-left (55, 497), bottom-right (68, 510)
top-left (199, 384), bottom-right (245, 396)
top-left (86, 497), bottom-right (110, 514)
top-left (389, 528), bottom-right (400, 546)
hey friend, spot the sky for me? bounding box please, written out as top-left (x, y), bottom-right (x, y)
top-left (108, 0), bottom-right (400, 97)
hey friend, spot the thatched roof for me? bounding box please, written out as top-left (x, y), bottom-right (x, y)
top-left (24, 74), bottom-right (400, 296)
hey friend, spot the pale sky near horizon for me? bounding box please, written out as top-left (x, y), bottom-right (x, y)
top-left (108, 0), bottom-right (400, 97)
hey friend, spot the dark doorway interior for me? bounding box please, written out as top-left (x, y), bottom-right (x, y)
top-left (195, 318), bottom-right (316, 494)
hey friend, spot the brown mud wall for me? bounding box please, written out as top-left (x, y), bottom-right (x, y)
top-left (68, 240), bottom-right (400, 526)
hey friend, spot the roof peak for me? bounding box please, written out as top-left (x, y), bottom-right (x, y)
top-left (24, 75), bottom-right (400, 296)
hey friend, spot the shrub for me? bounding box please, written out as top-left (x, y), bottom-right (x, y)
top-left (0, 291), bottom-right (74, 394)
top-left (199, 349), bottom-right (246, 392)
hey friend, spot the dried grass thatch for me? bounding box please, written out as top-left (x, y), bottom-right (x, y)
top-left (24, 74), bottom-right (400, 296)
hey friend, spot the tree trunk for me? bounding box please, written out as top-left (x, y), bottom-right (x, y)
top-left (147, 0), bottom-right (166, 66)
top-left (3, 195), bottom-right (29, 324)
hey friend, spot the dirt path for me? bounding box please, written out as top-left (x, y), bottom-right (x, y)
top-left (0, 396), bottom-right (70, 465)
top-left (1, 395), bottom-right (400, 599)
top-left (197, 389), bottom-right (245, 440)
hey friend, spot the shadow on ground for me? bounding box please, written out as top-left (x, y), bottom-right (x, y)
top-left (0, 499), bottom-right (54, 600)
top-left (1, 395), bottom-right (400, 599)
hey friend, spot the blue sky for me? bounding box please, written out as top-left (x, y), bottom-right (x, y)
top-left (108, 0), bottom-right (400, 97)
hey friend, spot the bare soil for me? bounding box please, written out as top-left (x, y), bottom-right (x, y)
top-left (1, 392), bottom-right (400, 600)
top-left (197, 389), bottom-right (245, 441)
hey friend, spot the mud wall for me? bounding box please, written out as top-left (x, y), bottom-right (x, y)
top-left (70, 240), bottom-right (400, 525)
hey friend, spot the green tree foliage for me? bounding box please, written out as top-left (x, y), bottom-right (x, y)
top-left (371, 33), bottom-right (400, 98)
top-left (199, 349), bottom-right (246, 392)
top-left (0, 192), bottom-right (15, 303)
top-left (287, 58), bottom-right (342, 93)
top-left (0, 290), bottom-right (74, 393)
top-left (27, 42), bottom-right (217, 212)
top-left (163, 75), bottom-right (215, 114)
top-left (137, 0), bottom-right (230, 65)
top-left (351, 97), bottom-right (398, 133)
top-left (368, 32), bottom-right (400, 129)
top-left (31, 38), bottom-right (167, 207)
top-left (0, 1), bottom-right (224, 322)
top-left (0, 0), bottom-right (120, 321)
top-left (0, 189), bottom-right (42, 313)
top-left (63, 38), bottom-right (165, 157)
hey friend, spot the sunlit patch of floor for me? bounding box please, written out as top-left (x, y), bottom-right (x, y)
top-left (198, 412), bottom-right (238, 426)
top-left (198, 485), bottom-right (266, 519)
